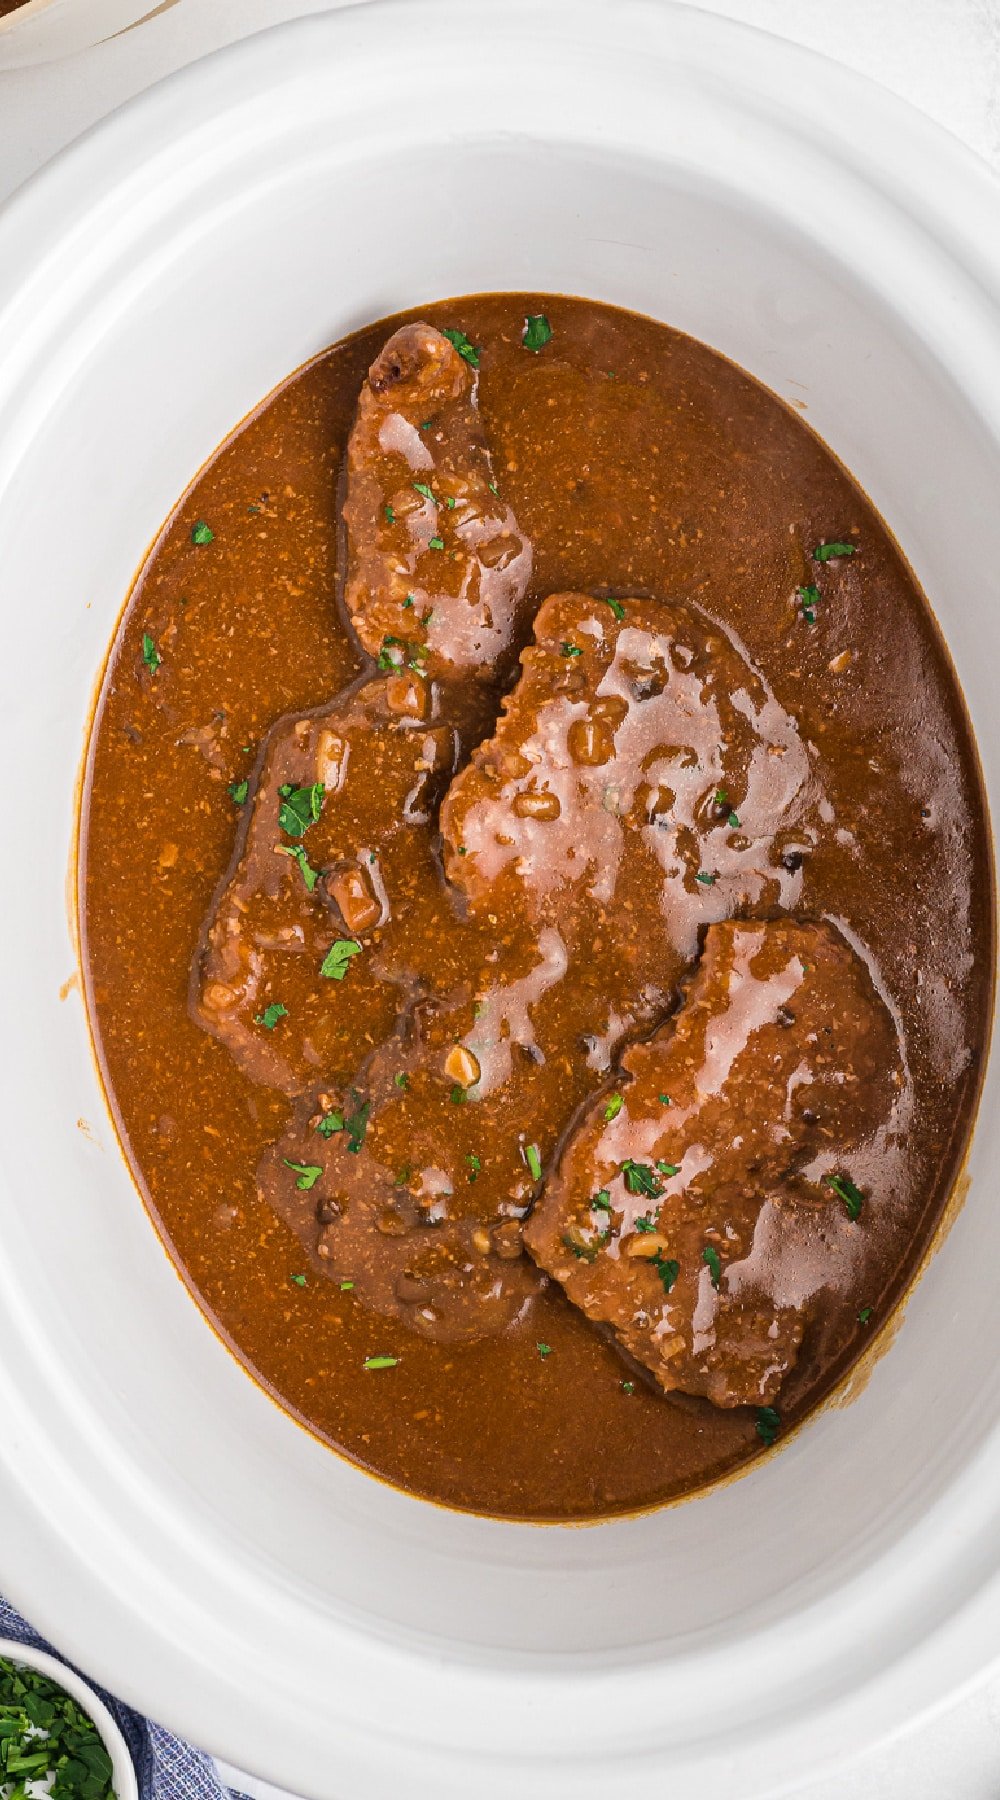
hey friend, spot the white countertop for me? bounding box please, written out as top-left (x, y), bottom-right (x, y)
top-left (3, 2), bottom-right (1000, 1795)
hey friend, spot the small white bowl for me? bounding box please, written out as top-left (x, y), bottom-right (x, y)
top-left (0, 0), bottom-right (172, 69)
top-left (0, 1638), bottom-right (138, 1800)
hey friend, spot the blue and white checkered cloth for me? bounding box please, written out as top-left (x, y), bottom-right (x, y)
top-left (0, 1597), bottom-right (250, 1800)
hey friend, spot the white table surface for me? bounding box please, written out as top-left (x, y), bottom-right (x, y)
top-left (3, 2), bottom-right (1000, 1795)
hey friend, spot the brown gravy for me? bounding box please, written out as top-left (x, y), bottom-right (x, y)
top-left (81, 296), bottom-right (992, 1519)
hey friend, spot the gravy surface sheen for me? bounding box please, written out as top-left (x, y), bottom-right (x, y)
top-left (82, 296), bottom-right (991, 1520)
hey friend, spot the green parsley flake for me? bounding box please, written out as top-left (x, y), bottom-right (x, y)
top-left (141, 631), bottom-right (161, 674)
top-left (320, 939), bottom-right (362, 981)
top-left (634, 1213), bottom-right (657, 1233)
top-left (446, 496), bottom-right (456, 509)
top-left (537, 1341), bottom-right (553, 1358)
top-left (714, 787), bottom-right (728, 806)
top-left (728, 811), bottom-right (741, 829)
top-left (228, 777), bottom-right (249, 806)
top-left (828, 1173), bottom-right (865, 1220)
top-left (813, 540), bottom-right (856, 562)
top-left (695, 870), bottom-right (716, 886)
top-left (412, 481), bottom-right (435, 502)
top-left (277, 780), bottom-right (325, 837)
top-left (394, 1072), bottom-right (409, 1089)
top-left (344, 1096), bottom-right (371, 1154)
top-left (466, 1153), bottom-right (481, 1182)
top-left (653, 1254), bottom-right (680, 1294)
top-left (450, 1085), bottom-right (468, 1105)
top-left (756, 1405), bottom-right (781, 1446)
top-left (858, 1305), bottom-right (873, 1324)
top-left (603, 596), bottom-right (626, 621)
top-left (658, 1093), bottom-right (671, 1106)
top-left (703, 1244), bottom-right (722, 1288)
top-left (191, 519), bottom-right (214, 545)
top-left (428, 535), bottom-right (445, 551)
top-left (797, 583), bottom-right (821, 623)
top-left (290, 1272), bottom-right (307, 1287)
top-left (522, 313), bottom-right (553, 353)
top-left (656, 1161), bottom-right (680, 1178)
top-left (591, 1189), bottom-right (612, 1212)
top-left (283, 1161), bottom-right (322, 1191)
top-left (621, 1379), bottom-right (635, 1395)
top-left (364, 1354), bottom-right (398, 1371)
top-left (622, 1159), bottom-right (662, 1198)
top-left (384, 504), bottom-right (396, 524)
top-left (341, 1279), bottom-right (354, 1291)
top-left (277, 843), bottom-right (319, 891)
top-left (561, 642), bottom-right (583, 657)
top-left (255, 1002), bottom-right (287, 1030)
top-left (525, 1142), bottom-right (543, 1181)
top-left (604, 1093), bottom-right (624, 1122)
top-left (316, 1110), bottom-right (344, 1138)
top-left (488, 480), bottom-right (499, 497)
top-left (442, 327), bottom-right (480, 368)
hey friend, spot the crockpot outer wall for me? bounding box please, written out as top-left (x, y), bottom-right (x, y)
top-left (0, 4), bottom-right (998, 1796)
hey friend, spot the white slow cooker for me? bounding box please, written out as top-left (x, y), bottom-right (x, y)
top-left (0, 4), bottom-right (998, 1795)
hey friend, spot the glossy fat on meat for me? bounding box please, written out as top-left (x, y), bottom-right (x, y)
top-left (441, 590), bottom-right (824, 967)
top-left (261, 602), bottom-right (829, 1346)
top-left (525, 921), bottom-right (903, 1408)
top-left (193, 324), bottom-right (534, 1094)
top-left (343, 323), bottom-right (532, 680)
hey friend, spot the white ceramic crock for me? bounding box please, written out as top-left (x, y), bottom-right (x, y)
top-left (0, 4), bottom-right (998, 1797)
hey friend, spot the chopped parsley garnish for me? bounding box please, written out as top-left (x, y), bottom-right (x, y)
top-left (522, 313), bottom-right (553, 353)
top-left (428, 535), bottom-right (445, 551)
top-left (228, 777), bottom-right (249, 806)
top-left (450, 1085), bottom-right (468, 1105)
top-left (393, 1072), bottom-right (409, 1089)
top-left (728, 811), bottom-right (741, 829)
top-left (702, 1244), bottom-right (722, 1288)
top-left (658, 1093), bottom-right (671, 1106)
top-left (283, 1160), bottom-right (322, 1191)
top-left (487, 480), bottom-right (499, 496)
top-left (797, 583), bottom-right (820, 623)
top-left (341, 1279), bottom-right (354, 1291)
top-left (402, 595), bottom-right (415, 612)
top-left (536, 1341), bottom-right (553, 1358)
top-left (0, 1653), bottom-right (116, 1800)
top-left (191, 519), bottom-right (214, 544)
top-left (603, 596), bottom-right (626, 621)
top-left (316, 1111), bottom-right (344, 1138)
top-left (828, 1173), bottom-right (864, 1220)
top-left (344, 1096), bottom-right (371, 1154)
top-left (419, 420), bottom-right (432, 431)
top-left (813, 540), bottom-right (856, 561)
top-left (656, 1161), bottom-right (680, 1178)
top-left (320, 938), bottom-right (362, 981)
top-left (561, 642), bottom-right (583, 657)
top-left (378, 643), bottom-right (402, 670)
top-left (384, 504), bottom-right (396, 524)
top-left (442, 326), bottom-right (480, 368)
top-left (525, 1142), bottom-right (543, 1181)
top-left (858, 1305), bottom-right (873, 1324)
top-left (277, 780), bottom-right (325, 837)
top-left (622, 1160), bottom-right (663, 1198)
top-left (756, 1405), bottom-right (781, 1446)
top-left (141, 631), bottom-right (161, 674)
top-left (364, 1354), bottom-right (398, 1370)
top-left (714, 787), bottom-right (728, 805)
top-left (562, 1232), bottom-right (600, 1262)
top-left (412, 481), bottom-right (435, 502)
top-left (277, 843), bottom-right (319, 891)
top-left (621, 1379), bottom-right (635, 1395)
top-left (445, 496), bottom-right (456, 509)
top-left (603, 1093), bottom-right (624, 1122)
top-left (255, 1002), bottom-right (287, 1030)
top-left (695, 870), bottom-right (716, 886)
top-left (653, 1253), bottom-right (680, 1293)
top-left (634, 1213), bottom-right (657, 1233)
top-left (290, 1272), bottom-right (307, 1287)
top-left (466, 1153), bottom-right (481, 1182)
top-left (591, 1189), bottom-right (612, 1212)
